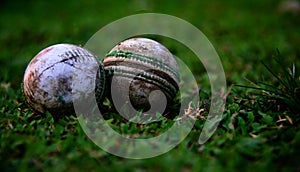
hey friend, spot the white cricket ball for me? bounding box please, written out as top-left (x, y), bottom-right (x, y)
top-left (103, 38), bottom-right (180, 113)
top-left (23, 43), bottom-right (105, 114)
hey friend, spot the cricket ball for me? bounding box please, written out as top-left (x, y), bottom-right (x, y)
top-left (103, 38), bottom-right (180, 113)
top-left (23, 43), bottom-right (105, 114)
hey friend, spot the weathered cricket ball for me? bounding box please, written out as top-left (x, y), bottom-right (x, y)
top-left (103, 38), bottom-right (180, 114)
top-left (23, 43), bottom-right (105, 114)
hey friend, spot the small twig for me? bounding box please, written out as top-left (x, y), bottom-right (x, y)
top-left (176, 101), bottom-right (205, 121)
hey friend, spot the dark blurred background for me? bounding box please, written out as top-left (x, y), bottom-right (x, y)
top-left (1, 0), bottom-right (299, 88)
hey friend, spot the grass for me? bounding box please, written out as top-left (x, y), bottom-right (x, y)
top-left (1, 0), bottom-right (300, 171)
top-left (236, 50), bottom-right (300, 115)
